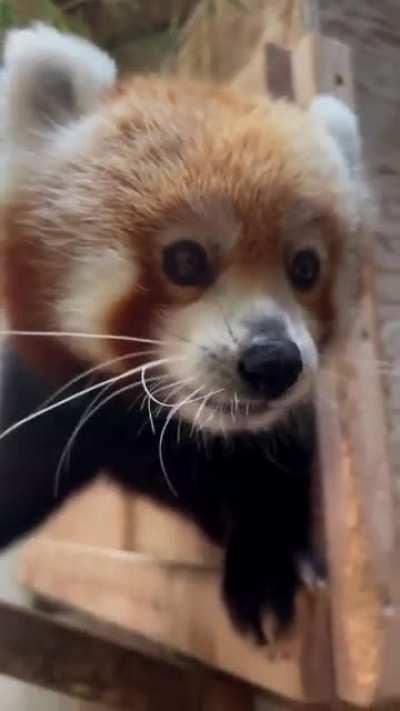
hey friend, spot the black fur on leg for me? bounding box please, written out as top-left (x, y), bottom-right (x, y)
top-left (0, 344), bottom-right (316, 643)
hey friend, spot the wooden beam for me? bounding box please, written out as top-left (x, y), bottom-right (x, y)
top-left (34, 479), bottom-right (129, 550)
top-left (15, 4), bottom-right (399, 708)
top-left (319, 0), bottom-right (400, 495)
top-left (292, 34), bottom-right (354, 108)
top-left (0, 598), bottom-right (254, 711)
top-left (292, 34), bottom-right (400, 706)
top-left (0, 600), bottom-right (195, 710)
top-left (19, 538), bottom-right (331, 703)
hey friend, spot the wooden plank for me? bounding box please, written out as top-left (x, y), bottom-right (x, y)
top-left (12, 2), bottom-right (395, 708)
top-left (316, 2), bottom-right (400, 696)
top-left (200, 678), bottom-right (254, 711)
top-left (264, 45), bottom-right (294, 101)
top-left (292, 33), bottom-right (399, 705)
top-left (19, 538), bottom-right (331, 703)
top-left (0, 599), bottom-right (212, 710)
top-left (17, 7), bottom-right (333, 707)
top-left (36, 479), bottom-right (128, 550)
top-left (80, 682), bottom-right (255, 711)
top-left (292, 34), bottom-right (354, 108)
top-left (319, 0), bottom-right (400, 492)
top-left (126, 496), bottom-right (221, 565)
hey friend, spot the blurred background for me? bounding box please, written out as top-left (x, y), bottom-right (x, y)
top-left (1, 1), bottom-right (399, 709)
top-left (0, 4), bottom-right (292, 709)
top-left (0, 0), bottom-right (291, 79)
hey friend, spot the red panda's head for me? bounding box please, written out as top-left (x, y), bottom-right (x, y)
top-left (0, 25), bottom-right (369, 434)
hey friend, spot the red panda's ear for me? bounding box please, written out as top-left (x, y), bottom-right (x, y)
top-left (0, 23), bottom-right (116, 150)
top-left (309, 95), bottom-right (362, 175)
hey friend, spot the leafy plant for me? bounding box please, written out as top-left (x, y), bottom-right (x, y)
top-left (0, 0), bottom-right (89, 34)
top-left (207, 0), bottom-right (248, 13)
top-left (0, 0), bottom-right (17, 30)
top-left (0, 0), bottom-right (249, 72)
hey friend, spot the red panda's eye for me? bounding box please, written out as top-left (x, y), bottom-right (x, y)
top-left (162, 240), bottom-right (214, 287)
top-left (288, 249), bottom-right (321, 291)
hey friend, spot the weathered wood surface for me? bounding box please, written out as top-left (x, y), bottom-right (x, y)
top-left (319, 0), bottom-right (400, 489)
top-left (0, 598), bottom-right (255, 711)
top-left (177, 0), bottom-right (400, 486)
top-left (19, 539), bottom-right (332, 703)
top-left (9, 2), bottom-right (399, 707)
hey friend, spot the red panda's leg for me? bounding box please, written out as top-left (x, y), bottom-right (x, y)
top-left (0, 346), bottom-right (101, 550)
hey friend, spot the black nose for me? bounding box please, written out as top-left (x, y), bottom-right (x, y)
top-left (238, 338), bottom-right (303, 399)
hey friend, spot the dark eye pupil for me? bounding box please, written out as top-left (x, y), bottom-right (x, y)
top-left (289, 249), bottom-right (320, 290)
top-left (163, 239), bottom-right (213, 287)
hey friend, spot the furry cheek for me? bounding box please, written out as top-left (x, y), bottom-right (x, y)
top-left (155, 299), bottom-right (229, 399)
top-left (156, 284), bottom-right (320, 412)
top-left (56, 245), bottom-right (138, 365)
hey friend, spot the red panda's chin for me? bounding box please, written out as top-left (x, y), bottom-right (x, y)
top-left (174, 374), bottom-right (313, 435)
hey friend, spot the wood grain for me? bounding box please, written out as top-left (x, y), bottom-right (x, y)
top-left (293, 28), bottom-right (400, 706)
top-left (319, 0), bottom-right (400, 493)
top-left (19, 538), bottom-right (331, 703)
top-left (126, 496), bottom-right (221, 565)
top-left (14, 2), bottom-right (400, 706)
top-left (38, 479), bottom-right (128, 550)
top-left (0, 599), bottom-right (222, 710)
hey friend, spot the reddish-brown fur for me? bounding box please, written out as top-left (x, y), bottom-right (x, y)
top-left (1, 76), bottom-right (350, 375)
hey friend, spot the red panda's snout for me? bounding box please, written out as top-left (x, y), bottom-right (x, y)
top-left (0, 25), bottom-right (370, 435)
top-left (157, 273), bottom-right (319, 433)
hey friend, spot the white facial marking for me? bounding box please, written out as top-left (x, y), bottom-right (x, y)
top-left (57, 246), bottom-right (137, 363)
top-left (158, 281), bottom-right (319, 434)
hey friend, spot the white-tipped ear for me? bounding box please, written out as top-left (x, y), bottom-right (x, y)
top-left (310, 95), bottom-right (362, 172)
top-left (1, 23), bottom-right (116, 147)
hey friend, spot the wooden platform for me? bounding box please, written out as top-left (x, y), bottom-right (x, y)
top-left (1, 2), bottom-right (400, 709)
top-left (18, 531), bottom-right (332, 703)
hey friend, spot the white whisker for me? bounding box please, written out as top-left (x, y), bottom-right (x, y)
top-left (0, 356), bottom-right (180, 444)
top-left (191, 388), bottom-right (222, 436)
top-left (148, 377), bottom-right (194, 403)
top-left (141, 367), bottom-right (191, 409)
top-left (203, 389), bottom-right (225, 426)
top-left (54, 380), bottom-right (141, 497)
top-left (158, 387), bottom-right (206, 497)
top-left (0, 329), bottom-right (168, 347)
top-left (39, 349), bottom-right (160, 412)
top-left (128, 374), bottom-right (168, 412)
top-left (141, 371), bottom-right (193, 430)
top-left (147, 396), bottom-right (156, 435)
top-left (64, 372), bottom-right (162, 476)
top-left (158, 387), bottom-right (223, 495)
top-left (143, 374), bottom-right (172, 435)
top-left (204, 409), bottom-right (216, 425)
top-left (54, 364), bottom-right (166, 497)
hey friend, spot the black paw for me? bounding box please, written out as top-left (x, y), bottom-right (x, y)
top-left (297, 551), bottom-right (327, 592)
top-left (222, 545), bottom-right (324, 645)
top-left (222, 548), bottom-right (300, 645)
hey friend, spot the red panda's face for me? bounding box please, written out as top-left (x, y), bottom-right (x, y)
top-left (1, 26), bottom-right (368, 434)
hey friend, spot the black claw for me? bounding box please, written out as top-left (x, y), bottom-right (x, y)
top-left (222, 550), bottom-right (300, 645)
top-left (298, 551), bottom-right (327, 590)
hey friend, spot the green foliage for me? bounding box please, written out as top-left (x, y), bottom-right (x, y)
top-left (225, 0), bottom-right (248, 10)
top-left (0, 0), bottom-right (17, 30)
top-left (0, 0), bottom-right (249, 73)
top-left (0, 0), bottom-right (89, 35)
top-left (205, 0), bottom-right (248, 15)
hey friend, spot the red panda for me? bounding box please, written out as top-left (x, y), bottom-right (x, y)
top-left (0, 24), bottom-right (368, 644)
